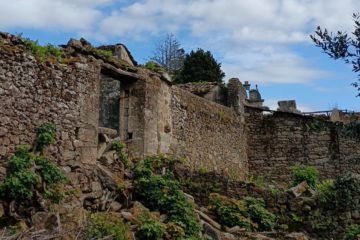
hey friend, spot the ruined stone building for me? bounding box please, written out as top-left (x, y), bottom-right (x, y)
top-left (0, 32), bottom-right (359, 183)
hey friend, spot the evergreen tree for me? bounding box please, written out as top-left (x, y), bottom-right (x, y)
top-left (175, 48), bottom-right (225, 84)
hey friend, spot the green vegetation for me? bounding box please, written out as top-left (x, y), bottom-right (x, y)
top-left (0, 123), bottom-right (67, 204)
top-left (340, 121), bottom-right (360, 141)
top-left (316, 179), bottom-right (336, 204)
top-left (208, 193), bottom-right (276, 231)
top-left (85, 212), bottom-right (131, 240)
top-left (111, 141), bottom-right (130, 168)
top-left (291, 165), bottom-right (319, 188)
top-left (344, 224), bottom-right (360, 240)
top-left (334, 172), bottom-right (359, 209)
top-left (36, 122), bottom-right (57, 152)
top-left (136, 212), bottom-right (166, 240)
top-left (175, 48), bottom-right (225, 84)
top-left (209, 193), bottom-right (253, 230)
top-left (243, 197), bottom-right (276, 231)
top-left (22, 38), bottom-right (63, 62)
top-left (133, 155), bottom-right (201, 238)
top-left (144, 61), bottom-right (166, 73)
top-left (95, 49), bottom-right (114, 61)
top-left (311, 13), bottom-right (360, 95)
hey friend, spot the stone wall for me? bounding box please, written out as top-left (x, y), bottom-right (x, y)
top-left (170, 87), bottom-right (248, 180)
top-left (0, 37), bottom-right (101, 176)
top-left (246, 107), bottom-right (360, 182)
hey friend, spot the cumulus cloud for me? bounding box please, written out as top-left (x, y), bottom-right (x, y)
top-left (0, 0), bottom-right (118, 31)
top-left (1, 0), bottom-right (360, 85)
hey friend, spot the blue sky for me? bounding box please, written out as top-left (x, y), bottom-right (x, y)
top-left (1, 0), bottom-right (359, 111)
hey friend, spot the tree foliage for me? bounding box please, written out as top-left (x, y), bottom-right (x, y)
top-left (175, 48), bottom-right (225, 84)
top-left (310, 13), bottom-right (360, 95)
top-left (150, 33), bottom-right (185, 72)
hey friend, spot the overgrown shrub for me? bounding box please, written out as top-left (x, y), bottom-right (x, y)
top-left (85, 212), bottom-right (131, 240)
top-left (243, 197), bottom-right (276, 231)
top-left (208, 193), bottom-right (253, 230)
top-left (136, 212), bottom-right (166, 240)
top-left (134, 155), bottom-right (200, 237)
top-left (291, 165), bottom-right (319, 188)
top-left (208, 194), bottom-right (276, 232)
top-left (344, 224), bottom-right (360, 240)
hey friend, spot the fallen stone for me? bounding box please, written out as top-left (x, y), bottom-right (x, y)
top-left (110, 201), bottom-right (122, 212)
top-left (285, 232), bottom-right (309, 240)
top-left (288, 181), bottom-right (309, 198)
top-left (121, 211), bottom-right (134, 222)
top-left (195, 209), bottom-right (221, 230)
top-left (99, 150), bottom-right (117, 165)
top-left (184, 192), bottom-right (195, 203)
top-left (97, 142), bottom-right (108, 159)
top-left (224, 225), bottom-right (246, 234)
top-left (95, 164), bottom-right (117, 190)
top-left (98, 127), bottom-right (118, 138)
top-left (201, 220), bottom-right (222, 240)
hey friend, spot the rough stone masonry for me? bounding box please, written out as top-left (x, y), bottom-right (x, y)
top-left (0, 32), bottom-right (359, 183)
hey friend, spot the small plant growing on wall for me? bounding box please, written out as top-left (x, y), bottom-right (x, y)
top-left (111, 140), bottom-right (130, 168)
top-left (0, 122), bottom-right (68, 219)
top-left (291, 165), bottom-right (319, 189)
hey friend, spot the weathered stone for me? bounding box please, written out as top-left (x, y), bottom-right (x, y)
top-left (288, 181), bottom-right (309, 198)
top-left (99, 150), bottom-right (117, 165)
top-left (110, 201), bottom-right (122, 212)
top-left (0, 203), bottom-right (4, 218)
top-left (285, 232), bottom-right (309, 240)
top-left (196, 209), bottom-right (221, 230)
top-left (98, 127), bottom-right (118, 139)
top-left (121, 211), bottom-right (135, 222)
top-left (201, 220), bottom-right (222, 240)
top-left (95, 164), bottom-right (117, 190)
top-left (32, 212), bottom-right (61, 231)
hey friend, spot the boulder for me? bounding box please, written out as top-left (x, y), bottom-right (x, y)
top-left (95, 164), bottom-right (117, 190)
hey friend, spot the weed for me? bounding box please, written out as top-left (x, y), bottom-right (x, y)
top-left (85, 212), bottom-right (131, 240)
top-left (291, 165), bottom-right (319, 188)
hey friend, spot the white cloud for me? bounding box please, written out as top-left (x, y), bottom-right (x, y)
top-left (0, 0), bottom-right (117, 31)
top-left (1, 0), bottom-right (360, 86)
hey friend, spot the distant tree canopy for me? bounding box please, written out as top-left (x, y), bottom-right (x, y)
top-left (175, 48), bottom-right (225, 84)
top-left (150, 33), bottom-right (185, 72)
top-left (310, 13), bottom-right (360, 96)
